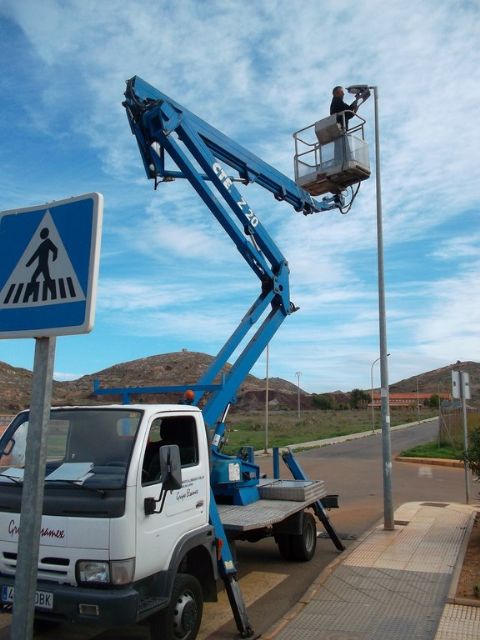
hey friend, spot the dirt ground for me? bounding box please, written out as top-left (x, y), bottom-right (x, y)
top-left (456, 511), bottom-right (480, 599)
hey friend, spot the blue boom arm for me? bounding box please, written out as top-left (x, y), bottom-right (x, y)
top-left (120, 77), bottom-right (345, 637)
top-left (123, 77), bottom-right (342, 435)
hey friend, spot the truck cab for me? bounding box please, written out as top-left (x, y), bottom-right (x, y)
top-left (0, 405), bottom-right (217, 636)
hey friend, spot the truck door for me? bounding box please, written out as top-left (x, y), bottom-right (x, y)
top-left (135, 413), bottom-right (209, 580)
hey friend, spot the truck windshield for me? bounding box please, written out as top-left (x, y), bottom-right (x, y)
top-left (0, 408), bottom-right (142, 490)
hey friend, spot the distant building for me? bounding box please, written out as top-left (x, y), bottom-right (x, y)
top-left (369, 391), bottom-right (451, 409)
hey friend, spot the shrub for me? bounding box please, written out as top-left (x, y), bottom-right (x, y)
top-left (312, 394), bottom-right (332, 410)
top-left (464, 426), bottom-right (480, 478)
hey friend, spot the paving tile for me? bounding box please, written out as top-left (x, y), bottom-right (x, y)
top-left (434, 604), bottom-right (480, 640)
top-left (275, 504), bottom-right (475, 640)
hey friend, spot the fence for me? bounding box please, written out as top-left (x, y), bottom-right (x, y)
top-left (438, 406), bottom-right (480, 450)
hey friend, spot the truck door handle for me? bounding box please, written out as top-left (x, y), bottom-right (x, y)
top-left (196, 500), bottom-right (204, 508)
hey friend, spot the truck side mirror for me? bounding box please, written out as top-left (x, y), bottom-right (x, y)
top-left (144, 445), bottom-right (183, 516)
top-left (159, 444), bottom-right (182, 491)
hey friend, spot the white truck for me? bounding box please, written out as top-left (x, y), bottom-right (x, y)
top-left (0, 404), bottom-right (332, 638)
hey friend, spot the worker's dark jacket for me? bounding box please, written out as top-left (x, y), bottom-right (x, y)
top-left (330, 97), bottom-right (356, 129)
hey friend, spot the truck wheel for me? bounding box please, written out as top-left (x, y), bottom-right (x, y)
top-left (276, 534), bottom-right (294, 560)
top-left (291, 512), bottom-right (317, 561)
top-left (151, 573), bottom-right (203, 640)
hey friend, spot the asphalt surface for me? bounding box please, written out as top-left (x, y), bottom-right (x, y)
top-left (292, 418), bottom-right (467, 538)
top-left (0, 418), bottom-right (470, 639)
top-left (208, 419), bottom-right (469, 638)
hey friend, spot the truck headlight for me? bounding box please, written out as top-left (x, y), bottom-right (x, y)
top-left (77, 560), bottom-right (110, 584)
top-left (76, 559), bottom-right (135, 586)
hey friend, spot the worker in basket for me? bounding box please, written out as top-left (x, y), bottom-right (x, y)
top-left (330, 85), bottom-right (370, 130)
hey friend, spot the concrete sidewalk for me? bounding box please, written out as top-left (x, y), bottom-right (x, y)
top-left (264, 501), bottom-right (479, 640)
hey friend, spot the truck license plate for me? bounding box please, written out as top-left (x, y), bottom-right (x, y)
top-left (1, 585), bottom-right (53, 609)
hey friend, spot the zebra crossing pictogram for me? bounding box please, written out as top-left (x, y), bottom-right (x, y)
top-left (3, 276), bottom-right (78, 305)
top-left (0, 210), bottom-right (85, 310)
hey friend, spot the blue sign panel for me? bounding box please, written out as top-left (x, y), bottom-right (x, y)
top-left (0, 193), bottom-right (103, 338)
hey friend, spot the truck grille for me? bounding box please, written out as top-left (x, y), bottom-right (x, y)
top-left (2, 552), bottom-right (71, 580)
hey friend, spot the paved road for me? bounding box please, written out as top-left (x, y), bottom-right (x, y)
top-left (206, 419), bottom-right (469, 638)
top-left (1, 419), bottom-right (470, 640)
top-left (289, 419), bottom-right (467, 537)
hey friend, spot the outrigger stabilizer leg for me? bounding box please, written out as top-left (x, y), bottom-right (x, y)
top-left (209, 491), bottom-right (255, 638)
top-left (282, 450), bottom-right (345, 551)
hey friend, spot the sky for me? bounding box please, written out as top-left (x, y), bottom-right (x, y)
top-left (0, 0), bottom-right (478, 394)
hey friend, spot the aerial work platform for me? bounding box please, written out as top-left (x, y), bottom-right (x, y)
top-left (293, 111), bottom-right (370, 196)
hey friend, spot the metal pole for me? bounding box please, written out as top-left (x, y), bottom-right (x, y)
top-left (371, 85), bottom-right (394, 531)
top-left (11, 336), bottom-right (56, 640)
top-left (370, 356), bottom-right (380, 433)
top-left (461, 371), bottom-right (470, 504)
top-left (437, 383), bottom-right (442, 447)
top-left (264, 344), bottom-right (269, 454)
top-left (295, 371), bottom-right (301, 419)
top-left (416, 376), bottom-right (420, 421)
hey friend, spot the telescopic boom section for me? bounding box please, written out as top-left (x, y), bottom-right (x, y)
top-left (124, 76), bottom-right (338, 215)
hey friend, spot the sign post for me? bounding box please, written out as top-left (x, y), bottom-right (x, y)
top-left (452, 369), bottom-right (471, 504)
top-left (0, 193), bottom-right (102, 639)
top-left (10, 337), bottom-right (56, 639)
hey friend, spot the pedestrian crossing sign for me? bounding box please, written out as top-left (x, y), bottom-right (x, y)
top-left (0, 193), bottom-right (103, 338)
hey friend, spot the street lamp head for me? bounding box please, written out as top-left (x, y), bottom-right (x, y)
top-left (346, 85), bottom-right (371, 108)
top-left (346, 84), bottom-right (369, 95)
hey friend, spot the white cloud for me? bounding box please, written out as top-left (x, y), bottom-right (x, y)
top-left (98, 279), bottom-right (202, 312)
top-left (431, 233), bottom-right (480, 261)
top-left (1, 0), bottom-right (479, 394)
top-left (53, 371), bottom-right (84, 381)
top-left (415, 266), bottom-right (480, 348)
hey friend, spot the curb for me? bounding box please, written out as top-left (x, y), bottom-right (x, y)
top-left (395, 456), bottom-right (463, 468)
top-left (261, 515), bottom-right (385, 639)
top-left (447, 509), bottom-right (479, 607)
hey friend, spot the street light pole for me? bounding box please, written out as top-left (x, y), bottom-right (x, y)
top-left (370, 356), bottom-right (381, 433)
top-left (416, 376), bottom-right (420, 421)
top-left (371, 85), bottom-right (394, 531)
top-left (295, 371), bottom-right (302, 419)
top-left (371, 353), bottom-right (390, 433)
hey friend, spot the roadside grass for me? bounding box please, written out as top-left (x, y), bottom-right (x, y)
top-left (222, 408), bottom-right (437, 454)
top-left (399, 441), bottom-right (462, 460)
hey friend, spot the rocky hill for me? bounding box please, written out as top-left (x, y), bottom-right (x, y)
top-left (0, 353), bottom-right (477, 414)
top-left (390, 361), bottom-right (479, 397)
top-left (0, 361), bottom-right (66, 413)
top-left (0, 351), bottom-right (306, 414)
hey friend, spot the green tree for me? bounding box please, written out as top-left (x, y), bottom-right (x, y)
top-left (350, 388), bottom-right (371, 410)
top-left (427, 394), bottom-right (440, 408)
top-left (312, 394), bottom-right (332, 410)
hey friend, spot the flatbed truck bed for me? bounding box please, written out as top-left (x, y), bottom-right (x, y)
top-left (218, 478), bottom-right (327, 532)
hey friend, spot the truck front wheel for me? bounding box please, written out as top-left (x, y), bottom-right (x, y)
top-left (151, 573), bottom-right (203, 640)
